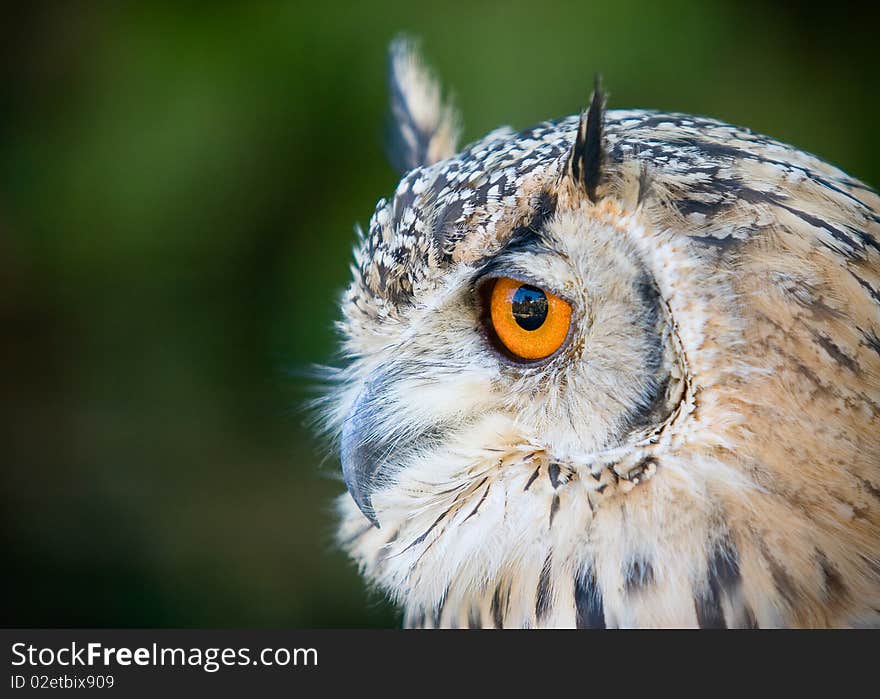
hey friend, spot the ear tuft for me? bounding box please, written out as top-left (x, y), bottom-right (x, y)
top-left (386, 36), bottom-right (461, 174)
top-left (565, 76), bottom-right (606, 202)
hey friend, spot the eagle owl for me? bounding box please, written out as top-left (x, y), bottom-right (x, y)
top-left (325, 39), bottom-right (880, 628)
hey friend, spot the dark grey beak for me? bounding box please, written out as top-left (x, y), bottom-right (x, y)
top-left (340, 373), bottom-right (449, 528)
top-left (340, 383), bottom-right (383, 527)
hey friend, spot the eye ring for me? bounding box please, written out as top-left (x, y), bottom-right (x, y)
top-left (482, 277), bottom-right (573, 362)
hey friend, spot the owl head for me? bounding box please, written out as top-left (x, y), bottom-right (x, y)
top-left (324, 38), bottom-right (880, 628)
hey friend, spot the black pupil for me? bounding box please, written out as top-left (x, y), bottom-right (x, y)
top-left (511, 284), bottom-right (548, 331)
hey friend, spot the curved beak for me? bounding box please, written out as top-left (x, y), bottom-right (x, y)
top-left (340, 382), bottom-right (384, 527)
top-left (340, 371), bottom-right (451, 528)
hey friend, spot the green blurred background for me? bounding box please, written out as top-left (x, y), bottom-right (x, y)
top-left (1, 2), bottom-right (876, 627)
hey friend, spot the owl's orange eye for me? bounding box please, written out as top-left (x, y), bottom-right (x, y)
top-left (488, 277), bottom-right (572, 361)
